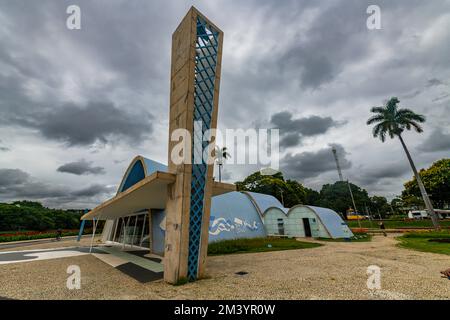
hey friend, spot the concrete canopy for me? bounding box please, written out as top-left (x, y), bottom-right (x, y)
top-left (81, 164), bottom-right (235, 221)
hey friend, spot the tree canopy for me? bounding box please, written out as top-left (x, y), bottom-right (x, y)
top-left (236, 171), bottom-right (306, 208)
top-left (235, 171), bottom-right (377, 217)
top-left (402, 158), bottom-right (450, 209)
top-left (366, 97), bottom-right (425, 142)
top-left (0, 201), bottom-right (87, 231)
top-left (316, 181), bottom-right (371, 217)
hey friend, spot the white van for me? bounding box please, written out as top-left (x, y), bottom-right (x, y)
top-left (408, 209), bottom-right (450, 219)
top-left (408, 210), bottom-right (428, 219)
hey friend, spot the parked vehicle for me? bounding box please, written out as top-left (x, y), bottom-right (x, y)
top-left (408, 210), bottom-right (428, 219)
top-left (408, 209), bottom-right (450, 219)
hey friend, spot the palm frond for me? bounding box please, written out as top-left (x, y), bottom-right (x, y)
top-left (366, 114), bottom-right (385, 125)
top-left (367, 97), bottom-right (426, 141)
top-left (370, 106), bottom-right (385, 114)
top-left (408, 121), bottom-right (424, 133)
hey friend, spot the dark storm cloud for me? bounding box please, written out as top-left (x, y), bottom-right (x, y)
top-left (426, 78), bottom-right (445, 88)
top-left (355, 162), bottom-right (410, 186)
top-left (432, 93), bottom-right (450, 103)
top-left (0, 168), bottom-right (113, 202)
top-left (11, 101), bottom-right (153, 146)
top-left (0, 168), bottom-right (68, 198)
top-left (0, 169), bottom-right (30, 187)
top-left (281, 144), bottom-right (351, 180)
top-left (57, 159), bottom-right (105, 175)
top-left (403, 78), bottom-right (448, 99)
top-left (278, 0), bottom-right (371, 89)
top-left (271, 111), bottom-right (344, 148)
top-left (417, 128), bottom-right (450, 153)
top-left (7, 182), bottom-right (68, 199)
top-left (0, 0), bottom-right (449, 203)
top-left (0, 140), bottom-right (10, 152)
top-left (0, 0), bottom-right (162, 148)
top-left (71, 184), bottom-right (114, 197)
top-left (0, 1), bottom-right (176, 91)
top-left (278, 133), bottom-right (302, 148)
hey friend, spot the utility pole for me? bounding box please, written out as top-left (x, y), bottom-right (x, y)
top-left (347, 180), bottom-right (361, 228)
top-left (365, 203), bottom-right (373, 228)
top-left (277, 186), bottom-right (285, 207)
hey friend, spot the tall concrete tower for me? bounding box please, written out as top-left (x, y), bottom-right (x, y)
top-left (164, 7), bottom-right (223, 284)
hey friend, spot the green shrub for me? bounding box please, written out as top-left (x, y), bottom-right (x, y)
top-left (0, 230), bottom-right (90, 242)
top-left (207, 237), bottom-right (321, 255)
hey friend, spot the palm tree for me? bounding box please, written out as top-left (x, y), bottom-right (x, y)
top-left (214, 146), bottom-right (230, 182)
top-left (366, 97), bottom-right (440, 229)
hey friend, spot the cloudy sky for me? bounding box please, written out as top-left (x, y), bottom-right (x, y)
top-left (0, 0), bottom-right (449, 208)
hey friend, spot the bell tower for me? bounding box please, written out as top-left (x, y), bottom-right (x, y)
top-left (164, 7), bottom-right (224, 283)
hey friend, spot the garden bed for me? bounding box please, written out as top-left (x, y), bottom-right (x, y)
top-left (207, 237), bottom-right (322, 256)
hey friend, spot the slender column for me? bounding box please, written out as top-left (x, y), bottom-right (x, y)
top-left (164, 7), bottom-right (223, 283)
top-left (148, 210), bottom-right (153, 252)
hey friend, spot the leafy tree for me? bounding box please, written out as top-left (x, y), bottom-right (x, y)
top-left (0, 201), bottom-right (88, 231)
top-left (390, 197), bottom-right (407, 215)
top-left (305, 188), bottom-right (321, 206)
top-left (366, 97), bottom-right (440, 228)
top-left (317, 181), bottom-right (370, 218)
top-left (401, 194), bottom-right (424, 210)
top-left (284, 180), bottom-right (307, 208)
top-left (236, 171), bottom-right (306, 207)
top-left (369, 196), bottom-right (391, 218)
top-left (402, 159), bottom-right (450, 209)
top-left (12, 200), bottom-right (44, 208)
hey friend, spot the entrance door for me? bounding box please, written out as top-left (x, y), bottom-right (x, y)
top-left (277, 218), bottom-right (285, 235)
top-left (303, 218), bottom-right (312, 237)
top-left (111, 213), bottom-right (150, 248)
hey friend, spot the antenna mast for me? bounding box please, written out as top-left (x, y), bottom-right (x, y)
top-left (331, 147), bottom-right (361, 228)
top-left (332, 147), bottom-right (344, 182)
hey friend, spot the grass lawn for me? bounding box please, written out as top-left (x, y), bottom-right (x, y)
top-left (347, 219), bottom-right (450, 229)
top-left (317, 232), bottom-right (372, 242)
top-left (207, 237), bottom-right (322, 256)
top-left (397, 231), bottom-right (450, 256)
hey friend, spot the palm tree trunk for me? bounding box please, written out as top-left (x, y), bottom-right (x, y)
top-left (398, 134), bottom-right (440, 229)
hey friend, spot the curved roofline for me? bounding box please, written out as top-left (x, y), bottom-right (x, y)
top-left (116, 155), bottom-right (168, 195)
top-left (262, 204), bottom-right (337, 238)
top-left (262, 203), bottom-right (308, 216)
top-left (241, 191), bottom-right (285, 220)
top-left (261, 206), bottom-right (288, 216)
top-left (241, 191), bottom-right (264, 219)
top-left (117, 156), bottom-right (148, 194)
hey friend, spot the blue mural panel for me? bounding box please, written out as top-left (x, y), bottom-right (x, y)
top-left (209, 192), bottom-right (266, 242)
top-left (156, 192), bottom-right (266, 247)
top-left (151, 209), bottom-right (166, 254)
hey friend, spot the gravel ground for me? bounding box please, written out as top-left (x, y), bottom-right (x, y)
top-left (0, 234), bottom-right (448, 300)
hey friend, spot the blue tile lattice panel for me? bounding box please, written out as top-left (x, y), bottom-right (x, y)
top-left (187, 17), bottom-right (220, 280)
